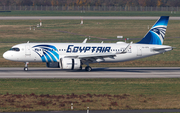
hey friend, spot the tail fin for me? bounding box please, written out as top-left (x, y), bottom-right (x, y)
top-left (137, 16), bottom-right (169, 45)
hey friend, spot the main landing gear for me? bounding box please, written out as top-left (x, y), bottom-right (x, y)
top-left (85, 66), bottom-right (92, 71)
top-left (84, 62), bottom-right (92, 72)
top-left (24, 62), bottom-right (29, 71)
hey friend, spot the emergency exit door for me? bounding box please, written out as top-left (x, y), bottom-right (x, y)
top-left (25, 45), bottom-right (31, 56)
top-left (137, 46), bottom-right (142, 56)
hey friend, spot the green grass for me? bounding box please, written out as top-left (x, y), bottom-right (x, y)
top-left (1, 79), bottom-right (180, 112)
top-left (0, 78), bottom-right (179, 95)
top-left (0, 11), bottom-right (179, 16)
top-left (0, 19), bottom-right (179, 41)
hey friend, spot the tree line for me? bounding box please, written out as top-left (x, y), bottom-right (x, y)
top-left (0, 0), bottom-right (180, 7)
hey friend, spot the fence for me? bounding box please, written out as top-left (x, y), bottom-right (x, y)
top-left (0, 6), bottom-right (179, 12)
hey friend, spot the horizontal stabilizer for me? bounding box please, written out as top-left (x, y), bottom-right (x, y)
top-left (153, 46), bottom-right (173, 51)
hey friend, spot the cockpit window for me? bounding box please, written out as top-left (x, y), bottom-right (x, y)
top-left (9, 48), bottom-right (20, 52)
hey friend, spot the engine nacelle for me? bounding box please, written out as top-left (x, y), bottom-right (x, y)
top-left (60, 58), bottom-right (81, 70)
top-left (46, 62), bottom-right (60, 68)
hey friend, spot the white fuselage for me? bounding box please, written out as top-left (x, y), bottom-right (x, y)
top-left (3, 42), bottom-right (172, 63)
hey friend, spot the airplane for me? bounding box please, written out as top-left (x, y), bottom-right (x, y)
top-left (3, 16), bottom-right (173, 71)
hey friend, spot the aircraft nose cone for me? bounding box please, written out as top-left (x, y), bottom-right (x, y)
top-left (3, 52), bottom-right (9, 60)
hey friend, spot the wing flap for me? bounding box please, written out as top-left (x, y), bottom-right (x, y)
top-left (78, 53), bottom-right (116, 59)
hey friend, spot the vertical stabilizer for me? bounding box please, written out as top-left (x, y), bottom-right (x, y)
top-left (137, 16), bottom-right (169, 45)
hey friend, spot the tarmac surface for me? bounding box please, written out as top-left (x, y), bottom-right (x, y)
top-left (0, 16), bottom-right (180, 20)
top-left (0, 67), bottom-right (179, 78)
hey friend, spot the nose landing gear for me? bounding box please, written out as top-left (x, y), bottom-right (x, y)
top-left (24, 62), bottom-right (29, 71)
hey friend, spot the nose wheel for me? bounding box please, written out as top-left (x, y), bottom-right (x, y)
top-left (24, 67), bottom-right (28, 71)
top-left (24, 62), bottom-right (29, 71)
top-left (85, 66), bottom-right (92, 71)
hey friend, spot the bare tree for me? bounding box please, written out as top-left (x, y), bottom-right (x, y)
top-left (0, 0), bottom-right (179, 7)
top-left (166, 0), bottom-right (180, 7)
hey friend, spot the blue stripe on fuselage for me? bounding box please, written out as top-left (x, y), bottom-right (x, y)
top-left (43, 51), bottom-right (51, 62)
top-left (46, 51), bottom-right (57, 62)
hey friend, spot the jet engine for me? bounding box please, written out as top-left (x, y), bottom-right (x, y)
top-left (60, 58), bottom-right (82, 70)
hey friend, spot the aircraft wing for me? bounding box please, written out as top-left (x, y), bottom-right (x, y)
top-left (65, 51), bottom-right (128, 63)
top-left (78, 41), bottom-right (132, 59)
top-left (64, 53), bottom-right (116, 63)
top-left (64, 42), bottom-right (133, 62)
top-left (78, 53), bottom-right (116, 59)
top-left (64, 53), bottom-right (116, 59)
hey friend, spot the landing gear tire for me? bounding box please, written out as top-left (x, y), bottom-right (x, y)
top-left (24, 67), bottom-right (28, 71)
top-left (85, 66), bottom-right (92, 72)
top-left (24, 62), bottom-right (29, 71)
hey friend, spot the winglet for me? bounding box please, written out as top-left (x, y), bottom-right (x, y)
top-left (117, 42), bottom-right (133, 54)
top-left (82, 38), bottom-right (87, 43)
top-left (123, 41), bottom-right (132, 53)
